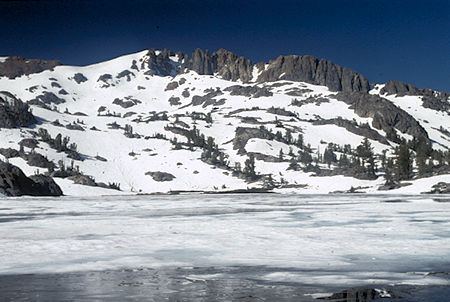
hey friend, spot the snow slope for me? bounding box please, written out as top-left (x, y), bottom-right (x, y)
top-left (0, 49), bottom-right (448, 195)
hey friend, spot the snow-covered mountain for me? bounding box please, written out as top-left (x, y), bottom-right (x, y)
top-left (0, 49), bottom-right (449, 196)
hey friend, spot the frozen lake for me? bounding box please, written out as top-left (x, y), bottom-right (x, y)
top-left (0, 194), bottom-right (449, 301)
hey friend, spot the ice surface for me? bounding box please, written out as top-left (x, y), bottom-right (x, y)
top-left (0, 194), bottom-right (449, 288)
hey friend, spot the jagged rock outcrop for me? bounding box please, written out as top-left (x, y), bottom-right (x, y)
top-left (0, 56), bottom-right (61, 79)
top-left (335, 92), bottom-right (429, 140)
top-left (381, 80), bottom-right (450, 112)
top-left (143, 49), bottom-right (178, 76)
top-left (257, 55), bottom-right (370, 93)
top-left (212, 49), bottom-right (254, 82)
top-left (190, 49), bottom-right (215, 75)
top-left (187, 49), bottom-right (254, 83)
top-left (0, 161), bottom-right (62, 196)
top-left (0, 91), bottom-right (36, 128)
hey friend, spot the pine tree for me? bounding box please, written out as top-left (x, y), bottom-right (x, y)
top-left (243, 154), bottom-right (257, 180)
top-left (395, 143), bottom-right (412, 180)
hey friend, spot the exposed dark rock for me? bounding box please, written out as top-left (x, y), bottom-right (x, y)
top-left (0, 56), bottom-right (61, 79)
top-left (233, 127), bottom-right (275, 155)
top-left (0, 91), bottom-right (36, 128)
top-left (123, 111), bottom-right (136, 118)
top-left (381, 80), bottom-right (450, 112)
top-left (0, 161), bottom-right (62, 196)
top-left (67, 175), bottom-right (96, 187)
top-left (178, 78), bottom-right (186, 85)
top-left (58, 89), bottom-right (68, 95)
top-left (285, 88), bottom-right (314, 96)
top-left (65, 123), bottom-right (85, 131)
top-left (95, 155), bottom-right (108, 162)
top-left (73, 72), bottom-right (88, 84)
top-left (165, 81), bottom-right (179, 91)
top-left (256, 55), bottom-right (369, 93)
top-left (335, 92), bottom-right (429, 141)
top-left (186, 49), bottom-right (254, 82)
top-left (378, 182), bottom-right (409, 191)
top-left (182, 89), bottom-right (190, 98)
top-left (145, 171), bottom-right (176, 182)
top-left (73, 112), bottom-right (87, 116)
top-left (426, 182), bottom-right (450, 194)
top-left (112, 97), bottom-right (141, 108)
top-left (97, 74), bottom-right (113, 87)
top-left (51, 82), bottom-right (61, 88)
top-left (0, 148), bottom-right (20, 158)
top-left (130, 60), bottom-right (139, 71)
top-left (212, 49), bottom-right (254, 82)
top-left (28, 175), bottom-right (63, 196)
top-left (29, 91), bottom-right (65, 105)
top-left (267, 107), bottom-right (296, 117)
top-left (117, 70), bottom-right (135, 81)
top-left (224, 85), bottom-right (273, 98)
top-left (19, 138), bottom-right (39, 149)
top-left (28, 85), bottom-right (39, 93)
top-left (168, 97), bottom-right (181, 106)
top-left (190, 49), bottom-right (215, 75)
top-left (143, 49), bottom-right (178, 76)
top-left (312, 118), bottom-right (390, 145)
top-left (317, 287), bottom-right (398, 301)
top-left (191, 88), bottom-right (224, 107)
top-left (24, 153), bottom-right (53, 169)
top-left (290, 96), bottom-right (330, 106)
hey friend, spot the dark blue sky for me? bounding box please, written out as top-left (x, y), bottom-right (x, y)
top-left (0, 0), bottom-right (449, 91)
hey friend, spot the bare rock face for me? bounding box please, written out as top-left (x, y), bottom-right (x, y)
top-left (257, 55), bottom-right (370, 93)
top-left (212, 49), bottom-right (254, 82)
top-left (0, 56), bottom-right (61, 79)
top-left (381, 80), bottom-right (450, 112)
top-left (188, 49), bottom-right (254, 83)
top-left (143, 49), bottom-right (177, 76)
top-left (0, 91), bottom-right (36, 128)
top-left (186, 49), bottom-right (369, 92)
top-left (0, 162), bottom-right (62, 196)
top-left (335, 92), bottom-right (429, 140)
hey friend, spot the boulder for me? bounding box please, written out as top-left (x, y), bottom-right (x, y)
top-left (145, 171), bottom-right (176, 182)
top-left (0, 161), bottom-right (62, 196)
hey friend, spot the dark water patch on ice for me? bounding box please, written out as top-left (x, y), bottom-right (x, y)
top-left (433, 198), bottom-right (450, 203)
top-left (0, 266), bottom-right (448, 302)
top-left (382, 199), bottom-right (410, 203)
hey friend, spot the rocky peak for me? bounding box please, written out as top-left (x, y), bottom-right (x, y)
top-left (256, 55), bottom-right (370, 93)
top-left (212, 49), bottom-right (254, 82)
top-left (186, 48), bottom-right (254, 82)
top-left (190, 48), bottom-right (215, 75)
top-left (0, 56), bottom-right (61, 79)
top-left (143, 49), bottom-right (178, 76)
